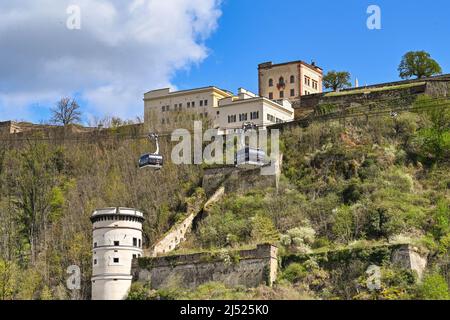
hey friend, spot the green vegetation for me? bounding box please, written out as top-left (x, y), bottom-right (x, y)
top-left (0, 132), bottom-right (201, 299)
top-left (178, 94), bottom-right (450, 300)
top-left (324, 82), bottom-right (425, 97)
top-left (1, 92), bottom-right (449, 300)
top-left (417, 273), bottom-right (450, 300)
top-left (323, 71), bottom-right (352, 91)
top-left (398, 51), bottom-right (442, 79)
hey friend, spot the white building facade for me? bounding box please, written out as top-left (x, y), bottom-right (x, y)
top-left (144, 86), bottom-right (233, 131)
top-left (91, 207), bottom-right (144, 300)
top-left (217, 88), bottom-right (294, 134)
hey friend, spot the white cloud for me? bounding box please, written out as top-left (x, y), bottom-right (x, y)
top-left (0, 0), bottom-right (222, 122)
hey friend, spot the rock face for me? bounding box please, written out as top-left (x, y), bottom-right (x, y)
top-left (133, 244), bottom-right (278, 289)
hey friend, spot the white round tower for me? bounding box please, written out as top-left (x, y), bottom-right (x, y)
top-left (91, 207), bottom-right (144, 300)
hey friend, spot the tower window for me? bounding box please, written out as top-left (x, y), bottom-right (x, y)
top-left (200, 100), bottom-right (203, 107)
top-left (268, 78), bottom-right (273, 87)
top-left (138, 239), bottom-right (142, 247)
top-left (94, 259), bottom-right (97, 265)
top-left (133, 238), bottom-right (137, 247)
top-left (132, 254), bottom-right (136, 259)
top-left (113, 258), bottom-right (119, 263)
top-left (114, 241), bottom-right (119, 246)
top-left (94, 242), bottom-right (97, 248)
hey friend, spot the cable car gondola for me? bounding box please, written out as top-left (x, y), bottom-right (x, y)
top-left (235, 122), bottom-right (267, 169)
top-left (139, 133), bottom-right (163, 170)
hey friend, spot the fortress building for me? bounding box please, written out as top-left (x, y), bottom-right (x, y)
top-left (258, 60), bottom-right (323, 102)
top-left (91, 207), bottom-right (144, 300)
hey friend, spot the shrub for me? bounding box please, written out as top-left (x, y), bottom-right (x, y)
top-left (282, 263), bottom-right (307, 283)
top-left (416, 273), bottom-right (449, 300)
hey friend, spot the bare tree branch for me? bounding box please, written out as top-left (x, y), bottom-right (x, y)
top-left (50, 97), bottom-right (82, 126)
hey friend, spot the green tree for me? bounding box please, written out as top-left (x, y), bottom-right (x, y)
top-left (323, 71), bottom-right (351, 91)
top-left (398, 51), bottom-right (442, 79)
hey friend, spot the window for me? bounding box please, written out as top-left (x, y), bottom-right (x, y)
top-left (166, 105), bottom-right (170, 111)
top-left (250, 111), bottom-right (259, 120)
top-left (279, 77), bottom-right (285, 85)
top-left (290, 75), bottom-right (295, 83)
top-left (113, 258), bottom-right (119, 263)
top-left (187, 102), bottom-right (191, 108)
top-left (162, 106), bottom-right (165, 112)
top-left (290, 89), bottom-right (295, 97)
top-left (200, 100), bottom-right (203, 107)
top-left (304, 76), bottom-right (311, 86)
top-left (138, 239), bottom-right (141, 247)
top-left (269, 92), bottom-right (273, 100)
top-left (268, 78), bottom-right (273, 87)
top-left (216, 111), bottom-right (220, 115)
top-left (114, 241), bottom-right (119, 246)
top-left (133, 238), bottom-right (137, 247)
top-left (228, 115), bottom-right (237, 123)
top-left (174, 103), bottom-right (178, 110)
top-left (239, 113), bottom-right (248, 122)
top-left (161, 118), bottom-right (165, 124)
top-left (179, 103), bottom-right (182, 108)
top-left (132, 254), bottom-right (136, 259)
top-left (204, 100), bottom-right (208, 106)
top-left (305, 90), bottom-right (310, 95)
top-left (94, 242), bottom-right (97, 248)
top-left (94, 259), bottom-right (97, 265)
top-left (267, 114), bottom-right (275, 122)
top-left (192, 101), bottom-right (195, 107)
top-left (312, 80), bottom-right (318, 90)
top-left (279, 91), bottom-right (284, 98)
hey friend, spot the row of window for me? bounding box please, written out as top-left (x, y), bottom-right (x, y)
top-left (161, 112), bottom-right (209, 124)
top-left (268, 89), bottom-right (296, 100)
top-left (227, 111), bottom-right (260, 124)
top-left (161, 99), bottom-right (208, 112)
top-left (93, 238), bottom-right (141, 248)
top-left (93, 253), bottom-right (142, 266)
top-left (267, 114), bottom-right (284, 124)
top-left (304, 76), bottom-right (319, 90)
top-left (269, 76), bottom-right (295, 87)
top-left (268, 76), bottom-right (319, 90)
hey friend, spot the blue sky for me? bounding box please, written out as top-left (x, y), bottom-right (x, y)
top-left (0, 0), bottom-right (448, 124)
top-left (175, 0), bottom-right (450, 92)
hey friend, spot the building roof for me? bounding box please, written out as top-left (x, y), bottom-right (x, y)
top-left (258, 60), bottom-right (323, 73)
top-left (144, 86), bottom-right (234, 100)
top-left (218, 96), bottom-right (293, 115)
top-left (91, 207), bottom-right (145, 222)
